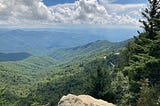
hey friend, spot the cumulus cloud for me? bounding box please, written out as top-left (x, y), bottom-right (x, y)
top-left (50, 0), bottom-right (111, 24)
top-left (100, 2), bottom-right (145, 18)
top-left (99, 0), bottom-right (116, 4)
top-left (0, 0), bottom-right (54, 26)
top-left (50, 0), bottom-right (144, 26)
top-left (0, 0), bottom-right (145, 27)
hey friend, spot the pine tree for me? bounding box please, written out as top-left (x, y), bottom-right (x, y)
top-left (140, 0), bottom-right (160, 39)
top-left (117, 0), bottom-right (160, 105)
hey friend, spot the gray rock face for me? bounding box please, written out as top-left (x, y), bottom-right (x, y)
top-left (58, 94), bottom-right (115, 106)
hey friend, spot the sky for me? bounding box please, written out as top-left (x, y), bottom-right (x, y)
top-left (43, 0), bottom-right (147, 6)
top-left (0, 0), bottom-right (147, 28)
top-left (43, 0), bottom-right (76, 6)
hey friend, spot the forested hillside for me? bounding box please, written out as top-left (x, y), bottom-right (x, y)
top-left (0, 0), bottom-right (160, 106)
top-left (49, 40), bottom-right (128, 62)
top-left (0, 28), bottom-right (134, 53)
top-left (18, 0), bottom-right (160, 106)
top-left (114, 0), bottom-right (160, 105)
top-left (18, 53), bottom-right (120, 106)
top-left (0, 40), bottom-right (126, 105)
top-left (0, 52), bottom-right (31, 62)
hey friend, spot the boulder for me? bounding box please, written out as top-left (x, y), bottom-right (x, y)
top-left (58, 94), bottom-right (115, 106)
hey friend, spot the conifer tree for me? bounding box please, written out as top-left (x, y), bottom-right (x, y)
top-left (117, 0), bottom-right (160, 105)
top-left (140, 0), bottom-right (160, 39)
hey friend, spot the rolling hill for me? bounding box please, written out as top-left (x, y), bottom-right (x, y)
top-left (0, 52), bottom-right (31, 62)
top-left (49, 40), bottom-right (128, 62)
top-left (0, 28), bottom-right (136, 53)
top-left (0, 39), bottom-right (128, 105)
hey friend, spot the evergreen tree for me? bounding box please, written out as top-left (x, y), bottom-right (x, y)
top-left (116, 0), bottom-right (160, 105)
top-left (140, 0), bottom-right (160, 39)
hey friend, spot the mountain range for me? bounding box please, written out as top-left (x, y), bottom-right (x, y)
top-left (0, 28), bottom-right (131, 106)
top-left (0, 28), bottom-right (137, 53)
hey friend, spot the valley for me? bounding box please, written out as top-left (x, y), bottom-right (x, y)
top-left (0, 30), bottom-right (128, 105)
top-left (1, 17), bottom-right (159, 105)
top-left (1, 0), bottom-right (160, 106)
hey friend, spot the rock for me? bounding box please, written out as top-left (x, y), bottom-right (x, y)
top-left (58, 94), bottom-right (115, 106)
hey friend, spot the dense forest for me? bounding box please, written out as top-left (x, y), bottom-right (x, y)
top-left (0, 39), bottom-right (126, 105)
top-left (0, 0), bottom-right (160, 106)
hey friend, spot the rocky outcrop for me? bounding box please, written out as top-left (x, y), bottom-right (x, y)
top-left (58, 94), bottom-right (115, 106)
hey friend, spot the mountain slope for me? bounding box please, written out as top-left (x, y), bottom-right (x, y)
top-left (0, 29), bottom-right (105, 53)
top-left (17, 40), bottom-right (128, 106)
top-left (0, 39), bottom-right (128, 106)
top-left (0, 52), bottom-right (31, 62)
top-left (0, 55), bottom-right (58, 97)
top-left (49, 40), bottom-right (128, 62)
top-left (0, 28), bottom-right (136, 53)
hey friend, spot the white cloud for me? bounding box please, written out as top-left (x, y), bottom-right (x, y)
top-left (100, 3), bottom-right (145, 17)
top-left (0, 0), bottom-right (54, 26)
top-left (50, 0), bottom-right (144, 26)
top-left (50, 0), bottom-right (111, 24)
top-left (0, 0), bottom-right (145, 27)
top-left (99, 0), bottom-right (116, 4)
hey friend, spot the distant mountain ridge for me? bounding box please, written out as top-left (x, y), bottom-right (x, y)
top-left (0, 29), bottom-right (104, 53)
top-left (17, 39), bottom-right (127, 106)
top-left (0, 28), bottom-right (136, 53)
top-left (49, 40), bottom-right (128, 62)
top-left (0, 38), bottom-right (128, 105)
top-left (0, 52), bottom-right (31, 62)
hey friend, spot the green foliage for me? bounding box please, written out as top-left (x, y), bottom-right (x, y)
top-left (83, 59), bottom-right (112, 99)
top-left (111, 71), bottom-right (131, 105)
top-left (17, 51), bottom-right (122, 106)
top-left (149, 39), bottom-right (160, 58)
top-left (0, 40), bottom-right (125, 105)
top-left (120, 30), bottom-right (160, 105)
top-left (115, 0), bottom-right (160, 105)
top-left (0, 55), bottom-right (59, 105)
top-left (137, 79), bottom-right (158, 106)
top-left (0, 88), bottom-right (19, 106)
top-left (49, 40), bottom-right (127, 63)
top-left (1, 2), bottom-right (160, 105)
top-left (140, 0), bottom-right (160, 39)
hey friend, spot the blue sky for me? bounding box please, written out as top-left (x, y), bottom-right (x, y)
top-left (43, 0), bottom-right (76, 6)
top-left (43, 0), bottom-right (147, 6)
top-left (113, 0), bottom-right (146, 4)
